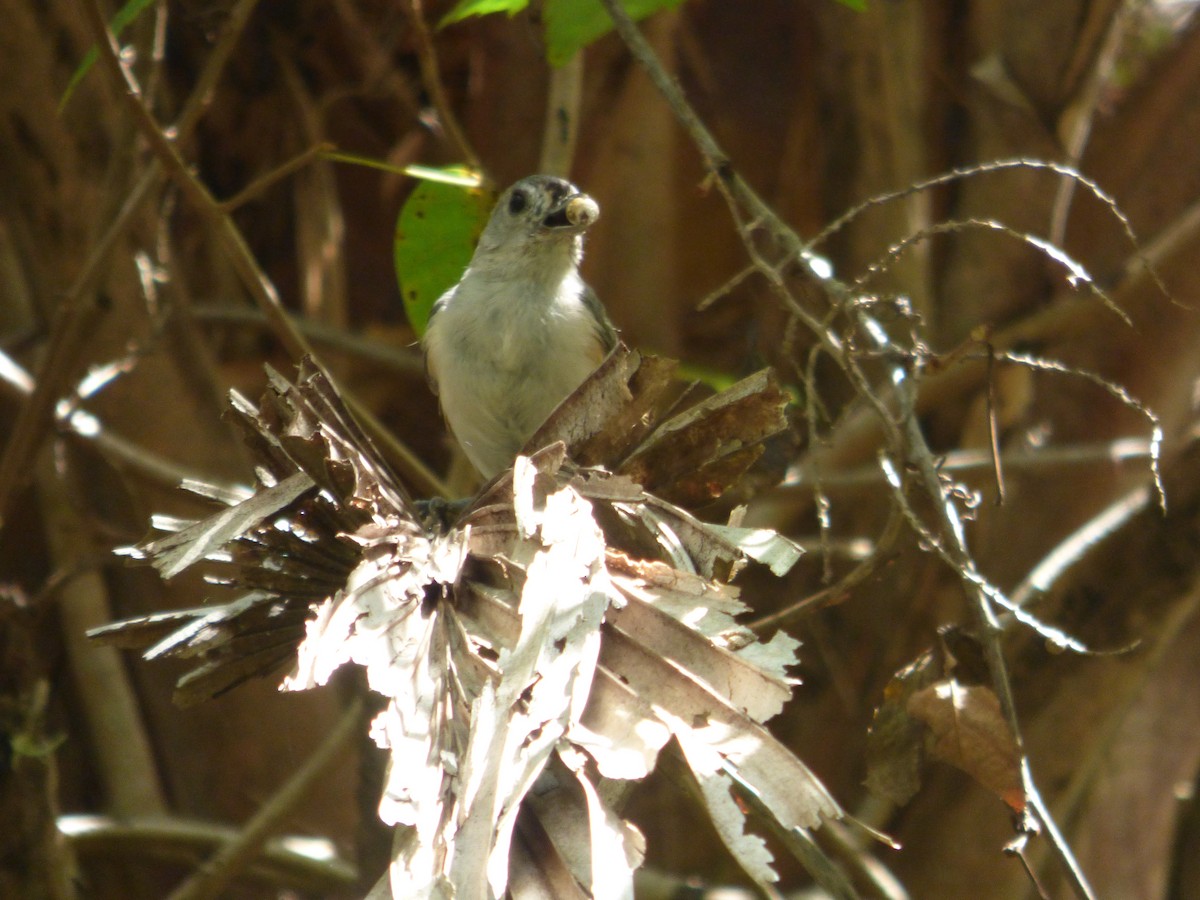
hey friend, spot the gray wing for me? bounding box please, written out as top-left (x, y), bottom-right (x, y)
top-left (581, 283), bottom-right (619, 355)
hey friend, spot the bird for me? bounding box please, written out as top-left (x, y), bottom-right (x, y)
top-left (422, 175), bottom-right (618, 480)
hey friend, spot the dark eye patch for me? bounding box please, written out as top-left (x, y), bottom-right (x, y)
top-left (508, 190), bottom-right (528, 215)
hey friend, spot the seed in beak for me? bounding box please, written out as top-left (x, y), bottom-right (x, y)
top-left (565, 195), bottom-right (599, 227)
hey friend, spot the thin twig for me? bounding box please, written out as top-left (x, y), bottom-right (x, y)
top-left (0, 269), bottom-right (107, 529)
top-left (78, 0), bottom-right (312, 362)
top-left (0, 348), bottom-right (219, 491)
top-left (329, 0), bottom-right (423, 115)
top-left (783, 435), bottom-right (1156, 492)
top-left (696, 263), bottom-right (757, 311)
top-left (876, 453), bottom-right (1092, 652)
top-left (820, 819), bottom-right (908, 900)
top-left (594, 0), bottom-right (847, 302)
top-left (403, 0), bottom-right (484, 175)
top-left (1049, 2), bottom-right (1135, 245)
top-left (985, 344), bottom-right (1006, 505)
top-left (190, 305), bottom-right (425, 377)
top-left (1117, 194), bottom-right (1200, 303)
top-left (274, 48), bottom-right (350, 323)
top-left (39, 455), bottom-right (168, 818)
top-left (1023, 762), bottom-right (1092, 899)
top-left (747, 502), bottom-right (904, 632)
top-left (61, 813), bottom-right (355, 891)
top-left (1005, 832), bottom-right (1052, 900)
top-left (165, 698), bottom-right (364, 900)
top-left (803, 341), bottom-right (836, 586)
top-left (805, 158), bottom-right (1171, 306)
top-left (219, 142), bottom-right (335, 211)
top-left (1002, 350), bottom-right (1164, 511)
top-left (597, 3), bottom-right (1098, 894)
top-left (175, 0), bottom-right (264, 141)
top-left (851, 216), bottom-right (1131, 327)
top-left (78, 0), bottom-right (451, 499)
top-left (0, 0), bottom-right (262, 528)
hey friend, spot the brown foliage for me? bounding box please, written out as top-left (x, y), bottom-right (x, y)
top-left (2, 0), bottom-right (1200, 897)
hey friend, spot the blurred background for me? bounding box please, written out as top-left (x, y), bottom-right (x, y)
top-left (3, 0), bottom-right (1200, 896)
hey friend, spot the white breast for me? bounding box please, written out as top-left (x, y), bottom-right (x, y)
top-left (424, 270), bottom-right (602, 478)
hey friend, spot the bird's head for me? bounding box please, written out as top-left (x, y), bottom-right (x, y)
top-left (474, 175), bottom-right (600, 268)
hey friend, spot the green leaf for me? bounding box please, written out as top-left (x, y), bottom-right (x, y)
top-left (836, 0), bottom-right (867, 10)
top-left (60, 0), bottom-right (160, 112)
top-left (544, 0), bottom-right (686, 67)
top-left (440, 0), bottom-right (530, 27)
top-left (394, 169), bottom-right (494, 337)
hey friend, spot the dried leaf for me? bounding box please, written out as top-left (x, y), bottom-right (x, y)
top-left (608, 556), bottom-right (748, 638)
top-left (508, 803), bottom-right (592, 900)
top-left (531, 348), bottom-right (789, 509)
top-left (451, 459), bottom-right (614, 898)
top-left (98, 357), bottom-right (843, 895)
top-left (569, 762), bottom-right (643, 898)
top-left (619, 369), bottom-right (789, 506)
top-left (571, 353), bottom-right (683, 468)
top-left (704, 524), bottom-right (805, 577)
top-left (526, 345), bottom-right (639, 460)
top-left (599, 627), bottom-right (840, 831)
top-left (908, 679), bottom-right (1025, 812)
top-left (141, 472), bottom-right (315, 579)
top-left (733, 630), bottom-right (803, 689)
top-left (864, 650), bottom-right (938, 806)
top-left (677, 729), bottom-right (778, 887)
top-left (88, 606), bottom-right (220, 650)
top-left (771, 827), bottom-right (860, 900)
top-left (571, 669), bottom-right (672, 780)
top-left (91, 591), bottom-right (310, 705)
top-left (522, 754), bottom-right (642, 899)
top-left (634, 498), bottom-right (747, 580)
top-left (606, 588), bottom-right (794, 722)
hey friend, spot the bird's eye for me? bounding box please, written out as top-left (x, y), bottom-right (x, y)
top-left (508, 190), bottom-right (528, 215)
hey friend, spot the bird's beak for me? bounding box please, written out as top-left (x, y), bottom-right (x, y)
top-left (542, 193), bottom-right (600, 231)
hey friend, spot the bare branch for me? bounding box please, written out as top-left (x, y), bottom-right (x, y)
top-left (1050, 3), bottom-right (1137, 245)
top-left (77, 0), bottom-right (450, 499)
top-left (61, 814), bottom-right (355, 893)
top-left (40, 457), bottom-right (168, 818)
top-left (218, 142), bottom-right (335, 212)
top-left (77, 0), bottom-right (312, 363)
top-left (402, 0), bottom-right (484, 175)
top-left (597, 3), bottom-right (1099, 894)
top-left (164, 699), bottom-right (363, 900)
top-left (0, 0), bottom-right (262, 528)
top-left (539, 54), bottom-right (584, 177)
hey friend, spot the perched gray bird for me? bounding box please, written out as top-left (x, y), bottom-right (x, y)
top-left (423, 175), bottom-right (618, 479)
